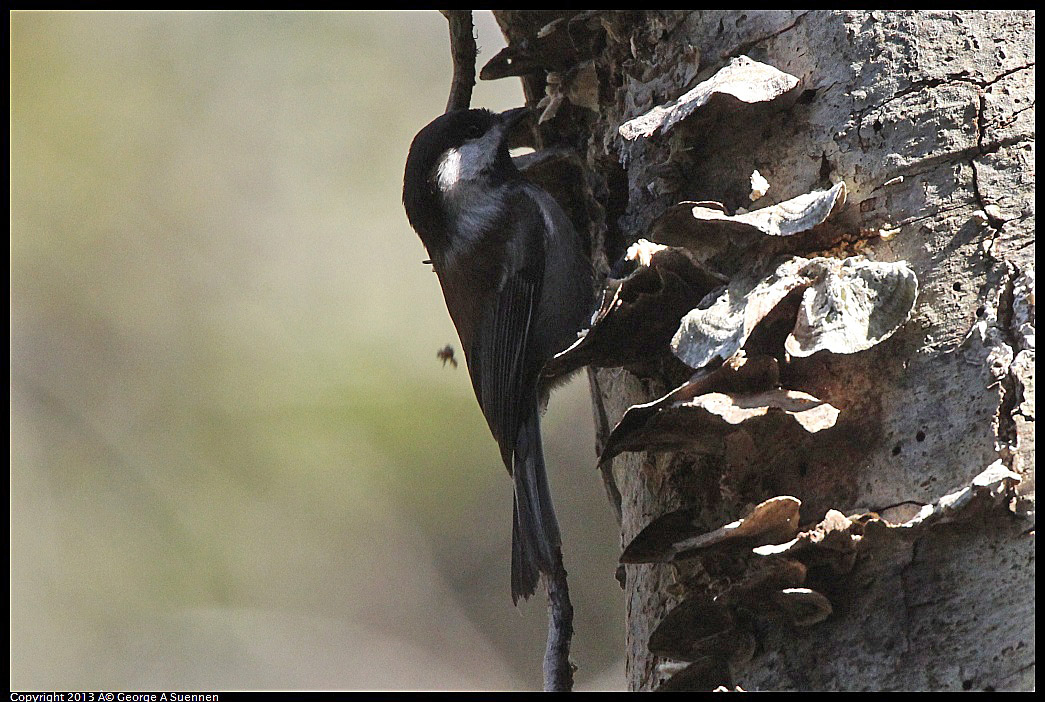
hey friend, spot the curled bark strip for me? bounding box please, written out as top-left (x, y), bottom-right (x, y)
top-left (687, 181), bottom-right (847, 238)
top-left (602, 352), bottom-right (780, 466)
top-left (480, 43), bottom-right (537, 81)
top-left (619, 55), bottom-right (801, 140)
top-left (647, 596), bottom-right (734, 661)
top-left (753, 461), bottom-right (1024, 565)
top-left (602, 388), bottom-right (840, 464)
top-left (785, 257), bottom-right (919, 358)
top-left (621, 495), bottom-right (801, 564)
top-left (771, 588), bottom-right (833, 627)
top-left (654, 657), bottom-right (729, 692)
top-left (672, 255), bottom-right (918, 371)
top-left (545, 242), bottom-right (726, 378)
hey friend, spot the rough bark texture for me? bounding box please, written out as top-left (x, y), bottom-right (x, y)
top-left (493, 10), bottom-right (1033, 691)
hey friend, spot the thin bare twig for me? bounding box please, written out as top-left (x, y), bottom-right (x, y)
top-left (441, 10), bottom-right (477, 113)
top-left (543, 549), bottom-right (575, 692)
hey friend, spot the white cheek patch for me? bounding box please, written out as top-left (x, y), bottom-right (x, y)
top-left (431, 127), bottom-right (509, 266)
top-left (435, 131), bottom-right (502, 195)
top-left (436, 147), bottom-right (463, 192)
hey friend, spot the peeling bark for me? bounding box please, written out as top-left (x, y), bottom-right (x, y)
top-left (492, 10), bottom-right (1033, 691)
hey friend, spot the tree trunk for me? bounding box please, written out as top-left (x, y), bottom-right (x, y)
top-left (493, 10), bottom-right (1033, 691)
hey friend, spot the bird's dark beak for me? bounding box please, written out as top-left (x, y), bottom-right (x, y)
top-left (499, 107), bottom-right (533, 149)
top-left (499, 106), bottom-right (531, 129)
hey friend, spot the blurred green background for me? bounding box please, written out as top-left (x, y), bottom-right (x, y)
top-left (10, 10), bottom-right (623, 691)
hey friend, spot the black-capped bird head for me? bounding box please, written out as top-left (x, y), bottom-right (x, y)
top-left (402, 107), bottom-right (529, 259)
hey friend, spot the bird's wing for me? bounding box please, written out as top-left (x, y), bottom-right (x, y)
top-left (467, 196), bottom-right (546, 473)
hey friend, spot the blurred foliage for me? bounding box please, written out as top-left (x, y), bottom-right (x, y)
top-left (11, 10), bottom-right (622, 691)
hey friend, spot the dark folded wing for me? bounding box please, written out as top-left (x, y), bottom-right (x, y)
top-left (467, 197), bottom-right (546, 473)
top-left (469, 270), bottom-right (542, 471)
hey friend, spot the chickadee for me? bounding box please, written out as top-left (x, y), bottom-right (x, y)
top-left (403, 107), bottom-right (593, 603)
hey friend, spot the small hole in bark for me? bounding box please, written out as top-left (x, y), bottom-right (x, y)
top-left (916, 430), bottom-right (926, 442)
top-left (892, 444), bottom-right (902, 456)
top-left (819, 152), bottom-right (833, 181)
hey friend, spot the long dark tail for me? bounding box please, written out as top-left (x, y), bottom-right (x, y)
top-left (510, 405), bottom-right (561, 604)
top-left (509, 404), bottom-right (575, 690)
